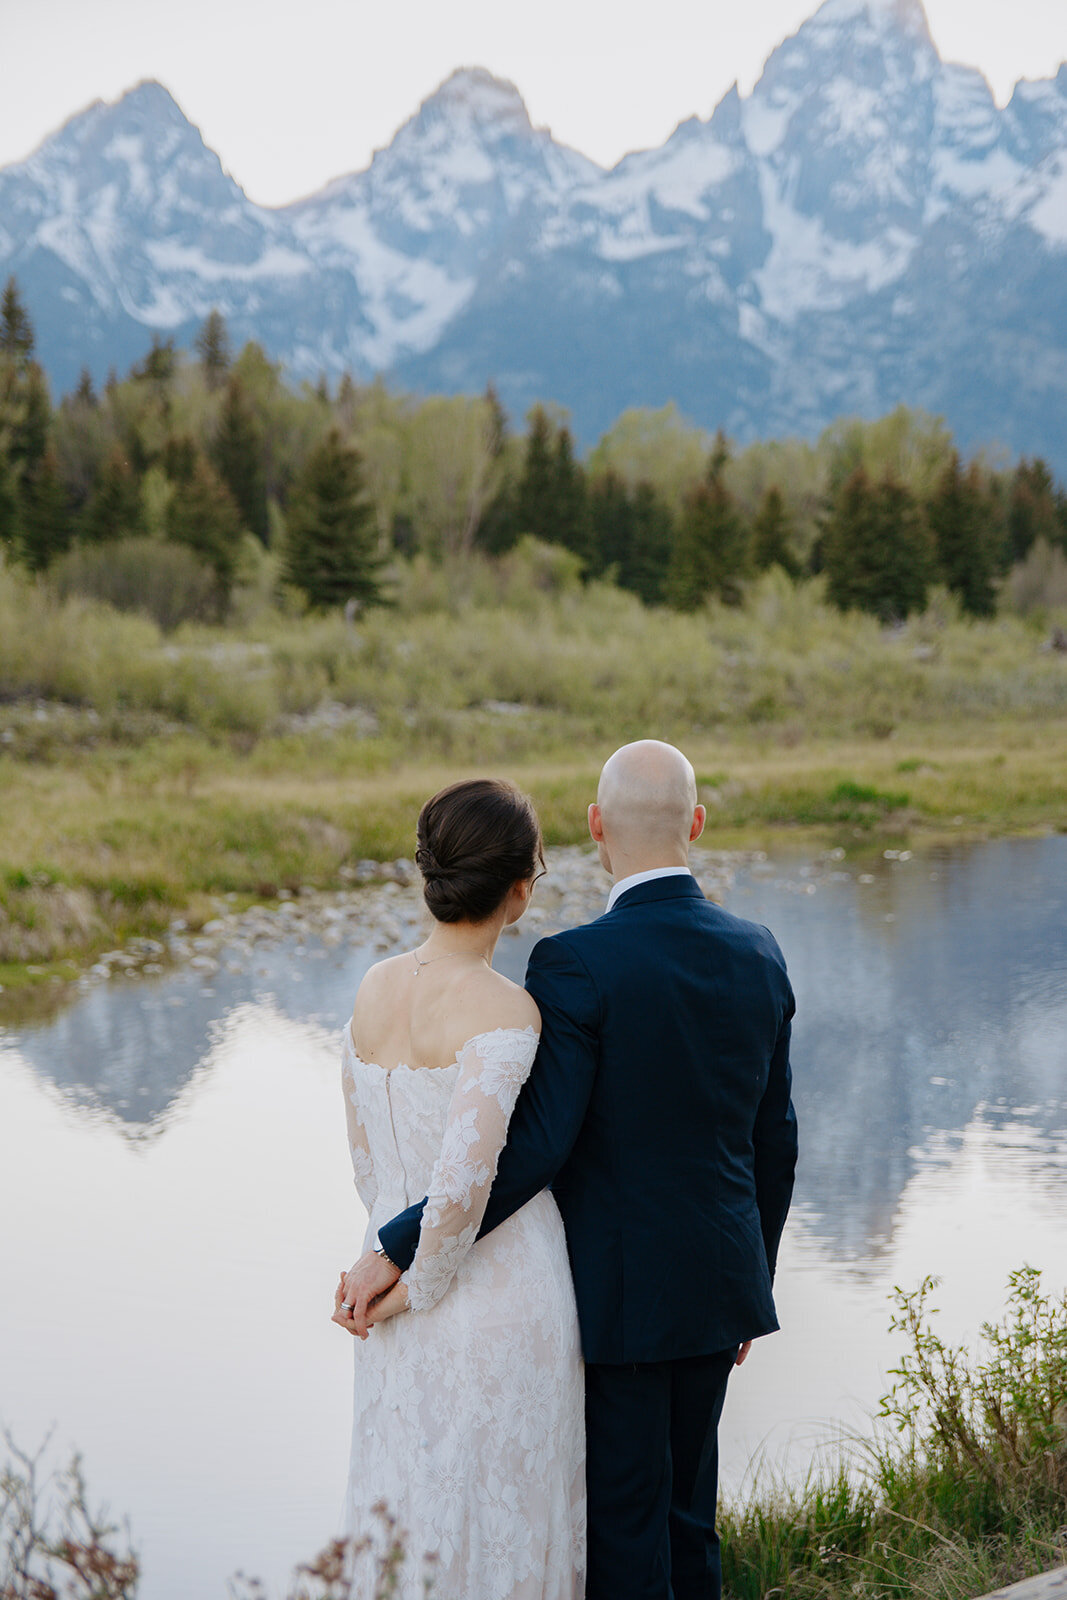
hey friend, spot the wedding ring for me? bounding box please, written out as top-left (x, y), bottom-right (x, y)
top-left (341, 1302), bottom-right (354, 1311)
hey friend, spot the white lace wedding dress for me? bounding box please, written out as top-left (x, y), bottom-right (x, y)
top-left (341, 1023), bottom-right (586, 1599)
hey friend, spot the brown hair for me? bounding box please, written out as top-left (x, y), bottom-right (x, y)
top-left (415, 779), bottom-right (543, 924)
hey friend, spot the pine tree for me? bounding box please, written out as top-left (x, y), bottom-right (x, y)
top-left (195, 309), bottom-right (231, 392)
top-left (552, 426), bottom-right (589, 559)
top-left (0, 277), bottom-right (34, 363)
top-left (752, 486), bottom-right (800, 577)
top-left (283, 429), bottom-right (382, 611)
top-left (822, 468), bottom-right (934, 621)
top-left (165, 451), bottom-right (244, 604)
top-left (587, 470), bottom-right (633, 580)
top-left (20, 447), bottom-right (72, 571)
top-left (75, 368), bottom-right (97, 407)
top-left (667, 435), bottom-right (749, 609)
top-left (211, 376), bottom-right (269, 543)
top-left (484, 383), bottom-right (508, 459)
top-left (162, 434), bottom-right (199, 486)
top-left (626, 482), bottom-right (673, 605)
top-left (132, 337), bottom-right (177, 390)
top-left (1006, 458), bottom-right (1059, 565)
top-left (927, 453), bottom-right (997, 617)
top-left (0, 359), bottom-right (51, 484)
top-left (475, 478), bottom-right (520, 555)
top-left (515, 406), bottom-right (557, 545)
top-left (80, 446), bottom-right (144, 544)
top-left (0, 451), bottom-right (20, 549)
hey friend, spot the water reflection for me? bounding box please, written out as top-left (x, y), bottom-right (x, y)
top-left (2, 836), bottom-right (1065, 1600)
top-left (12, 837), bottom-right (1067, 1263)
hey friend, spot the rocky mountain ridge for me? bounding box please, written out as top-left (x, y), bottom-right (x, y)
top-left (2, 0), bottom-right (1066, 465)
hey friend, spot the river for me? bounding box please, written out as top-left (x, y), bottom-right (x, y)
top-left (1, 836), bottom-right (1064, 1597)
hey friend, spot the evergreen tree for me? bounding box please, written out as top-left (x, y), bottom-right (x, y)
top-left (195, 309), bottom-right (231, 391)
top-left (0, 358), bottom-right (51, 484)
top-left (626, 482), bottom-right (673, 605)
top-left (552, 426), bottom-right (588, 559)
top-left (211, 376), bottom-right (269, 543)
top-left (80, 446), bottom-right (144, 544)
top-left (926, 453), bottom-right (997, 617)
top-left (514, 406), bottom-right (557, 545)
top-left (752, 486), bottom-right (800, 577)
top-left (0, 451), bottom-right (20, 549)
top-left (133, 337), bottom-right (177, 385)
top-left (19, 447), bottom-right (72, 571)
top-left (283, 428), bottom-right (382, 611)
top-left (75, 368), bottom-right (97, 407)
top-left (822, 468), bottom-right (934, 621)
top-left (161, 434), bottom-right (199, 486)
top-left (1006, 458), bottom-right (1060, 565)
top-left (667, 435), bottom-right (749, 609)
top-left (0, 277), bottom-right (34, 363)
top-left (14, 364), bottom-right (51, 479)
top-left (484, 382), bottom-right (508, 459)
top-left (587, 470), bottom-right (633, 579)
top-left (165, 451), bottom-right (244, 604)
top-left (475, 478), bottom-right (520, 555)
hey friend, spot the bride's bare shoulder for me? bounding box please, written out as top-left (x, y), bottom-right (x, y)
top-left (349, 951), bottom-right (410, 1020)
top-left (450, 964), bottom-right (540, 1042)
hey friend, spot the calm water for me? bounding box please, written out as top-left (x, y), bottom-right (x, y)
top-left (1, 838), bottom-right (1065, 1597)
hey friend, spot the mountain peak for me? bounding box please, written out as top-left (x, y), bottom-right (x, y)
top-left (416, 67), bottom-right (533, 136)
top-left (809, 0), bottom-right (933, 44)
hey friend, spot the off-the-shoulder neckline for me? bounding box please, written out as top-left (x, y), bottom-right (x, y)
top-left (344, 1021), bottom-right (539, 1075)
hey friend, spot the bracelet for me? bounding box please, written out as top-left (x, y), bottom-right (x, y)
top-left (376, 1246), bottom-right (400, 1272)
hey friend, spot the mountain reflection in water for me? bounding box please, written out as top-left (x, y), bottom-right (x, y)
top-left (13, 836), bottom-right (1067, 1261)
top-left (1, 836), bottom-right (1064, 1600)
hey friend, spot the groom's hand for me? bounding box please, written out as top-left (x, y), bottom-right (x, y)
top-left (735, 1340), bottom-right (753, 1367)
top-left (338, 1251), bottom-right (401, 1338)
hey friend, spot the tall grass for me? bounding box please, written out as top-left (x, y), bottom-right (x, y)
top-left (2, 556), bottom-right (1066, 746)
top-left (720, 1267), bottom-right (1067, 1598)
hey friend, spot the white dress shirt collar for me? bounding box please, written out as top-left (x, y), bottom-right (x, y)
top-left (606, 865), bottom-right (694, 913)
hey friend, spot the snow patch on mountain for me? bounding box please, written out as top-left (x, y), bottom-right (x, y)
top-left (2, 6), bottom-right (1066, 467)
top-left (755, 163), bottom-right (917, 320)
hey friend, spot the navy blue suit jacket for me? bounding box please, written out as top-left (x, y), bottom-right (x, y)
top-left (379, 873), bottom-right (798, 1365)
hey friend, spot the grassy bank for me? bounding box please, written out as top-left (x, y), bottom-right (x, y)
top-left (2, 555), bottom-right (1065, 1017)
top-left (720, 1267), bottom-right (1067, 1598)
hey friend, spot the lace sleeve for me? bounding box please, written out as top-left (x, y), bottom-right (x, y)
top-left (342, 1042), bottom-right (379, 1212)
top-left (404, 1027), bottom-right (540, 1314)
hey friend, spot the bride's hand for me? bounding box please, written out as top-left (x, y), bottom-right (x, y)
top-left (366, 1280), bottom-right (409, 1326)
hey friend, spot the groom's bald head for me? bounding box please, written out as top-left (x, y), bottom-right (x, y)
top-left (591, 740), bottom-right (704, 872)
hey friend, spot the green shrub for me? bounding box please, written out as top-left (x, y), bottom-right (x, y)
top-left (50, 537), bottom-right (221, 630)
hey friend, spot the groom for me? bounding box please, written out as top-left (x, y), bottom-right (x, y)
top-left (342, 739), bottom-right (798, 1599)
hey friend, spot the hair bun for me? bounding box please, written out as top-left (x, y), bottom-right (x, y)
top-left (414, 844), bottom-right (442, 876)
top-left (415, 779), bottom-right (543, 925)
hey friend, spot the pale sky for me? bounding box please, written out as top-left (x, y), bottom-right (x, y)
top-left (3, 0), bottom-right (1065, 206)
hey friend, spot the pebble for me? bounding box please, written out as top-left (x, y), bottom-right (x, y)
top-left (55, 845), bottom-right (798, 991)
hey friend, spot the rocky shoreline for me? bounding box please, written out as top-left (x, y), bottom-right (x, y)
top-left (71, 845), bottom-right (776, 992)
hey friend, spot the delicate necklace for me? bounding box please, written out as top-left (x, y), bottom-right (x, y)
top-left (412, 947), bottom-right (489, 977)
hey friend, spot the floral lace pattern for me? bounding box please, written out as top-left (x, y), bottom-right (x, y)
top-left (341, 1026), bottom-right (585, 1599)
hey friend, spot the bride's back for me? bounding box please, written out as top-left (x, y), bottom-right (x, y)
top-left (349, 949), bottom-right (537, 1073)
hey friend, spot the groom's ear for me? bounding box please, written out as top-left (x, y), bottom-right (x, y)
top-left (689, 805), bottom-right (706, 843)
top-left (588, 803), bottom-right (604, 843)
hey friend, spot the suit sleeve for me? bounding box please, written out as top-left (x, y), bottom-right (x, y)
top-left (752, 965), bottom-right (798, 1282)
top-left (378, 935), bottom-right (600, 1271)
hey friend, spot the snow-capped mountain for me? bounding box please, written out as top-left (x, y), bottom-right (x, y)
top-left (2, 0), bottom-right (1066, 467)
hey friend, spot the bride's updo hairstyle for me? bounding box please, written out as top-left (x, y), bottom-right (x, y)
top-left (415, 779), bottom-right (543, 925)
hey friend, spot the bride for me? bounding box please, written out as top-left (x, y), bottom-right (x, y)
top-left (333, 778), bottom-right (586, 1598)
